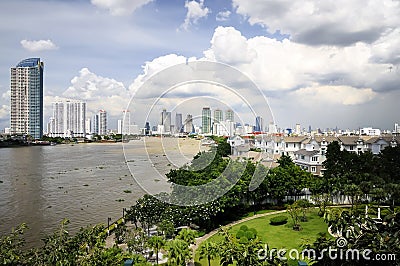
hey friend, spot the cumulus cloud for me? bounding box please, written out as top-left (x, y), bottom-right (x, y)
top-left (232, 0), bottom-right (400, 46)
top-left (62, 68), bottom-right (130, 116)
top-left (180, 0), bottom-right (210, 30)
top-left (91, 0), bottom-right (153, 16)
top-left (216, 10), bottom-right (231, 21)
top-left (203, 26), bottom-right (400, 94)
top-left (292, 85), bottom-right (377, 105)
top-left (204, 27), bottom-right (257, 65)
top-left (20, 39), bottom-right (58, 52)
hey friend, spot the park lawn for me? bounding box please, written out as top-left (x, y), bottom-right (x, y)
top-left (195, 209), bottom-right (331, 266)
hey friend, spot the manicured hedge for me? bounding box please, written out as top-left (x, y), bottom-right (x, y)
top-left (270, 215), bottom-right (288, 225)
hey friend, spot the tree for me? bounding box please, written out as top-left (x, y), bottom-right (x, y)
top-left (198, 241), bottom-right (219, 266)
top-left (148, 236), bottom-right (165, 265)
top-left (0, 223), bottom-right (28, 265)
top-left (166, 239), bottom-right (191, 266)
top-left (287, 202), bottom-right (302, 231)
top-left (176, 228), bottom-right (197, 245)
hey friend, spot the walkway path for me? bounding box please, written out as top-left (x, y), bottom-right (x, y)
top-left (192, 209), bottom-right (287, 253)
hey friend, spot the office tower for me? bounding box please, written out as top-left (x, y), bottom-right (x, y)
top-left (10, 58), bottom-right (44, 139)
top-left (268, 121), bottom-right (277, 134)
top-left (91, 114), bottom-right (99, 134)
top-left (145, 122), bottom-right (150, 135)
top-left (202, 107), bottom-right (211, 134)
top-left (184, 114), bottom-right (193, 133)
top-left (214, 109), bottom-right (223, 123)
top-left (175, 113), bottom-right (183, 133)
top-left (160, 109), bottom-right (171, 133)
top-left (98, 110), bottom-right (107, 135)
top-left (225, 109), bottom-right (234, 122)
top-left (395, 123), bottom-right (399, 133)
top-left (122, 110), bottom-right (130, 135)
top-left (255, 116), bottom-right (263, 132)
top-left (49, 100), bottom-right (86, 138)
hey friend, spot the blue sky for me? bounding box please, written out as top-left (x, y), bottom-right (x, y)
top-left (0, 0), bottom-right (399, 132)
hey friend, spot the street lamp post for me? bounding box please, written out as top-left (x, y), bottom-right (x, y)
top-left (107, 217), bottom-right (112, 235)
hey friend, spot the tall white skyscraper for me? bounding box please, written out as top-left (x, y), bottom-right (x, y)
top-left (48, 100), bottom-right (86, 138)
top-left (225, 109), bottom-right (234, 122)
top-left (98, 110), bottom-right (107, 135)
top-left (10, 58), bottom-right (44, 139)
top-left (160, 109), bottom-right (171, 133)
top-left (395, 123), bottom-right (399, 133)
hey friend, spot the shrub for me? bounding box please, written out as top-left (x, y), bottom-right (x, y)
top-left (270, 216), bottom-right (288, 225)
top-left (239, 225), bottom-right (248, 232)
top-left (236, 230), bottom-right (245, 239)
top-left (244, 230), bottom-right (255, 240)
top-left (239, 236), bottom-right (249, 244)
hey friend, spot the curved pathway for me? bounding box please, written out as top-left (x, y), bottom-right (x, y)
top-left (192, 210), bottom-right (287, 253)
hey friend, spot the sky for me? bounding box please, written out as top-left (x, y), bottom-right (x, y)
top-left (0, 0), bottom-right (399, 132)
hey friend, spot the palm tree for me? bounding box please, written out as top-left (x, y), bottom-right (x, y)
top-left (147, 236), bottom-right (165, 265)
top-left (198, 241), bottom-right (219, 266)
top-left (166, 239), bottom-right (191, 266)
top-left (176, 228), bottom-right (197, 245)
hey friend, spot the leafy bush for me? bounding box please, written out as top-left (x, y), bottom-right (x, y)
top-left (239, 225), bottom-right (248, 232)
top-left (270, 216), bottom-right (288, 225)
top-left (236, 230), bottom-right (245, 239)
top-left (244, 230), bottom-right (255, 240)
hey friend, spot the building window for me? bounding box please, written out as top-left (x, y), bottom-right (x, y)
top-left (312, 156), bottom-right (318, 162)
top-left (286, 143), bottom-right (288, 148)
top-left (301, 155), bottom-right (305, 160)
top-left (311, 166), bottom-right (316, 172)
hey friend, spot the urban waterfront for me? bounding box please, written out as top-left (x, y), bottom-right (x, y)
top-left (0, 143), bottom-right (143, 247)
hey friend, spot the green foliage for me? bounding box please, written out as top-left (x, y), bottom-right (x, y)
top-left (270, 215), bottom-right (288, 225)
top-left (166, 239), bottom-right (191, 266)
top-left (198, 241), bottom-right (219, 266)
top-left (0, 223), bottom-right (28, 265)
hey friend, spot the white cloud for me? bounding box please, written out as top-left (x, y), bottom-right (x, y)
top-left (203, 26), bottom-right (399, 94)
top-left (292, 85), bottom-right (377, 105)
top-left (203, 27), bottom-right (257, 65)
top-left (20, 39), bottom-right (58, 52)
top-left (2, 90), bottom-right (10, 100)
top-left (180, 0), bottom-right (210, 31)
top-left (91, 0), bottom-right (153, 16)
top-left (62, 68), bottom-right (130, 116)
top-left (232, 0), bottom-right (400, 46)
top-left (216, 10), bottom-right (231, 21)
top-left (0, 105), bottom-right (9, 120)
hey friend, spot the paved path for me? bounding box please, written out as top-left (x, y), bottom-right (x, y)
top-left (192, 210), bottom-right (287, 253)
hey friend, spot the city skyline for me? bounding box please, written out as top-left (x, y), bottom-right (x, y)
top-left (0, 1), bottom-right (399, 132)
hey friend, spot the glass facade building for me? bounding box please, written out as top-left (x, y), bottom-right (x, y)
top-left (10, 58), bottom-right (44, 139)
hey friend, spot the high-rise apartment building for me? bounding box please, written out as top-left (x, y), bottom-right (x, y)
top-left (98, 110), bottom-right (107, 135)
top-left (10, 58), bottom-right (44, 139)
top-left (225, 109), bottom-right (234, 122)
top-left (48, 100), bottom-right (86, 138)
top-left (122, 110), bottom-right (130, 135)
top-left (202, 107), bottom-right (212, 134)
top-left (214, 109), bottom-right (223, 123)
top-left (175, 113), bottom-right (183, 133)
top-left (184, 114), bottom-right (193, 133)
top-left (160, 109), bottom-right (171, 133)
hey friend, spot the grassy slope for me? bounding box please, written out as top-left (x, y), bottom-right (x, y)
top-left (195, 209), bottom-right (330, 265)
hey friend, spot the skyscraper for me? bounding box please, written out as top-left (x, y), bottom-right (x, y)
top-left (214, 109), bottom-right (223, 123)
top-left (98, 110), bottom-right (107, 135)
top-left (255, 116), bottom-right (263, 132)
top-left (175, 113), bottom-right (183, 133)
top-left (160, 109), bottom-right (171, 133)
top-left (225, 109), bottom-right (234, 122)
top-left (48, 100), bottom-right (86, 138)
top-left (10, 58), bottom-right (44, 139)
top-left (202, 107), bottom-right (211, 134)
top-left (184, 114), bottom-right (193, 133)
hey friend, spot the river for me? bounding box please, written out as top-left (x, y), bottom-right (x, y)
top-left (0, 143), bottom-right (144, 248)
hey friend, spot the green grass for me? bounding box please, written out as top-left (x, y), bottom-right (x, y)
top-left (195, 209), bottom-right (331, 266)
